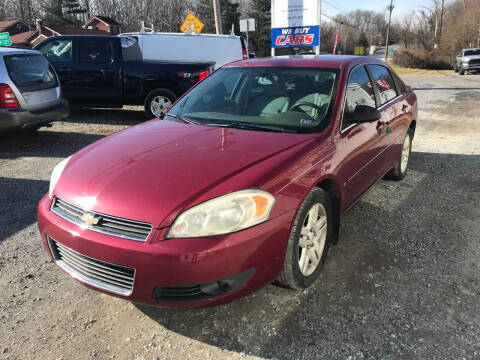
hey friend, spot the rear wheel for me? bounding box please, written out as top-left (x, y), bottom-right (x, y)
top-left (276, 187), bottom-right (333, 290)
top-left (387, 129), bottom-right (413, 181)
top-left (23, 122), bottom-right (51, 131)
top-left (144, 89), bottom-right (177, 119)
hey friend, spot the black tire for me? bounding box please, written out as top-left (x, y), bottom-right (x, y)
top-left (144, 88), bottom-right (177, 119)
top-left (23, 122), bottom-right (51, 131)
top-left (459, 68), bottom-right (466, 75)
top-left (387, 128), bottom-right (413, 181)
top-left (276, 187), bottom-right (334, 290)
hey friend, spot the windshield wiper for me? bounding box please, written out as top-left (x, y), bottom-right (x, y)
top-left (165, 113), bottom-right (200, 125)
top-left (203, 122), bottom-right (287, 133)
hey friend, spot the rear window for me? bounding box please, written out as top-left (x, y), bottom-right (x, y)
top-left (4, 54), bottom-right (58, 91)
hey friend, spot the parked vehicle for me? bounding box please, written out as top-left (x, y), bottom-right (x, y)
top-left (0, 47), bottom-right (69, 131)
top-left (120, 31), bottom-right (248, 70)
top-left (38, 56), bottom-right (417, 308)
top-left (454, 48), bottom-right (480, 75)
top-left (34, 35), bottom-right (215, 117)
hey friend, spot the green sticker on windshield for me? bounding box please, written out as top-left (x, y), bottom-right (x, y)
top-left (386, 126), bottom-right (391, 134)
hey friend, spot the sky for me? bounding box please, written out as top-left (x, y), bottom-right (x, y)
top-left (322, 0), bottom-right (433, 19)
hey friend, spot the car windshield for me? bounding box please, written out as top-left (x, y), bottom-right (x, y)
top-left (4, 54), bottom-right (58, 91)
top-left (167, 67), bottom-right (339, 133)
top-left (464, 49), bottom-right (480, 56)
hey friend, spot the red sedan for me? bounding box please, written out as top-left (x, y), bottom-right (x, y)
top-left (38, 56), bottom-right (417, 308)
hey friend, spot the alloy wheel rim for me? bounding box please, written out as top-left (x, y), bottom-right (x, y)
top-left (298, 203), bottom-right (327, 277)
top-left (400, 134), bottom-right (411, 173)
top-left (150, 96), bottom-right (172, 117)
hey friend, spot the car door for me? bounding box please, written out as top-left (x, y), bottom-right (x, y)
top-left (35, 38), bottom-right (75, 99)
top-left (337, 64), bottom-right (388, 208)
top-left (72, 37), bottom-right (122, 105)
top-left (367, 64), bottom-right (409, 173)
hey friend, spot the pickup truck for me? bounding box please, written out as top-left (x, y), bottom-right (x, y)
top-left (34, 35), bottom-right (213, 117)
top-left (454, 48), bottom-right (480, 75)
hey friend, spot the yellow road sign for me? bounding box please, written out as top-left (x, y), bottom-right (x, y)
top-left (180, 12), bottom-right (204, 34)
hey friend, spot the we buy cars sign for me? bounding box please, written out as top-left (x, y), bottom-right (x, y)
top-left (271, 0), bottom-right (321, 48)
top-left (272, 26), bottom-right (319, 47)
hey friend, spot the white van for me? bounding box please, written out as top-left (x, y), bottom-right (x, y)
top-left (120, 32), bottom-right (248, 70)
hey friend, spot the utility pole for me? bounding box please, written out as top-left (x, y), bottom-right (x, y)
top-left (438, 0), bottom-right (445, 44)
top-left (385, 0), bottom-right (395, 61)
top-left (213, 0), bottom-right (223, 35)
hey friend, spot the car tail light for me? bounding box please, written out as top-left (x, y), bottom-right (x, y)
top-left (198, 70), bottom-right (210, 82)
top-left (60, 85), bottom-right (64, 98)
top-left (0, 84), bottom-right (20, 108)
top-left (242, 48), bottom-right (248, 60)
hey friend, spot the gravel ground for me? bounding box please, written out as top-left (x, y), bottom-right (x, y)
top-left (0, 73), bottom-right (479, 360)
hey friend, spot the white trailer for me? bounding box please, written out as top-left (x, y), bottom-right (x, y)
top-left (120, 32), bottom-right (248, 70)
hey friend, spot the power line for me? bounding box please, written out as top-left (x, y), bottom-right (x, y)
top-left (321, 11), bottom-right (363, 31)
top-left (322, 0), bottom-right (351, 16)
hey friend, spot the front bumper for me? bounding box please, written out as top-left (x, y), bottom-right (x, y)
top-left (461, 63), bottom-right (480, 71)
top-left (38, 194), bottom-right (294, 308)
top-left (0, 100), bottom-right (70, 131)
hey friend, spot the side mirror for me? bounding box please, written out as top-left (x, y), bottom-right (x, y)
top-left (346, 105), bottom-right (381, 124)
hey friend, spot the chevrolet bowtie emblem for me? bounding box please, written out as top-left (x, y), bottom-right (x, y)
top-left (81, 213), bottom-right (99, 226)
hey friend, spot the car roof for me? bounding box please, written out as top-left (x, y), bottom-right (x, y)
top-left (0, 47), bottom-right (40, 56)
top-left (225, 55), bottom-right (386, 70)
top-left (121, 32), bottom-right (241, 40)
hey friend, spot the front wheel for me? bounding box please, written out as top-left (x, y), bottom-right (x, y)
top-left (387, 129), bottom-right (413, 180)
top-left (144, 89), bottom-right (177, 119)
top-left (276, 187), bottom-right (334, 290)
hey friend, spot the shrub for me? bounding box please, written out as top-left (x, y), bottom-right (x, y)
top-left (393, 49), bottom-right (452, 70)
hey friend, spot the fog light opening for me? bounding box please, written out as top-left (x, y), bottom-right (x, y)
top-left (200, 280), bottom-right (233, 295)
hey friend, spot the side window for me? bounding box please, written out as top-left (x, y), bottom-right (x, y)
top-left (367, 65), bottom-right (398, 105)
top-left (391, 71), bottom-right (406, 95)
top-left (37, 40), bottom-right (72, 63)
top-left (79, 39), bottom-right (113, 64)
top-left (343, 66), bottom-right (376, 128)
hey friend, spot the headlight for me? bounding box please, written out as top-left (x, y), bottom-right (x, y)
top-left (49, 156), bottom-right (71, 199)
top-left (167, 189), bottom-right (276, 238)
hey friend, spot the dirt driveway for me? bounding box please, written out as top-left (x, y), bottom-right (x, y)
top-left (1, 73), bottom-right (479, 360)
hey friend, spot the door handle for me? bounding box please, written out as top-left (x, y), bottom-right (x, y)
top-left (376, 121), bottom-right (386, 131)
top-left (58, 67), bottom-right (71, 73)
top-left (377, 121), bottom-right (391, 133)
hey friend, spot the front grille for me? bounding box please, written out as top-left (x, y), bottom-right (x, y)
top-left (51, 197), bottom-right (152, 242)
top-left (48, 237), bottom-right (135, 296)
top-left (155, 285), bottom-right (205, 301)
top-left (469, 58), bottom-right (480, 65)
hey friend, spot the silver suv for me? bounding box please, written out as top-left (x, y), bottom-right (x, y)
top-left (0, 47), bottom-right (69, 131)
top-left (454, 48), bottom-right (480, 75)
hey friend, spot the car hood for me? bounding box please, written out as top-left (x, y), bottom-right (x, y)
top-left (54, 120), bottom-right (315, 228)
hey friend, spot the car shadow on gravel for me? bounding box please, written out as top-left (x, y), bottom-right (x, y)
top-left (136, 151), bottom-right (480, 359)
top-left (64, 108), bottom-right (148, 126)
top-left (0, 130), bottom-right (105, 160)
top-left (0, 177), bottom-right (48, 243)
